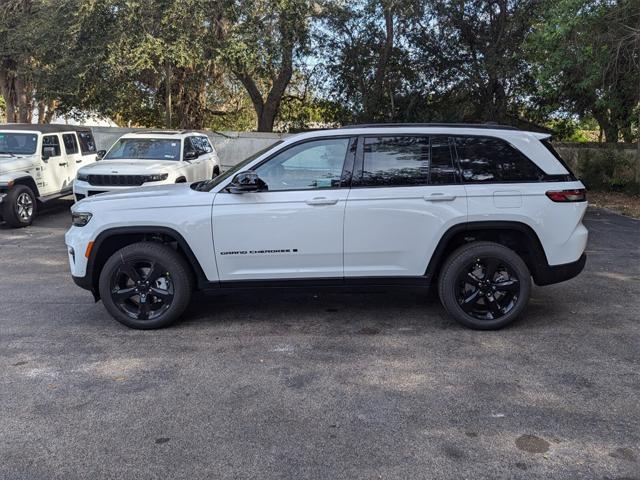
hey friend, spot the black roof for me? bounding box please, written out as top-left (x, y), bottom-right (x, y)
top-left (0, 123), bottom-right (93, 133)
top-left (339, 123), bottom-right (520, 131)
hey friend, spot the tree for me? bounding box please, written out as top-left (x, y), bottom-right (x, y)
top-left (224, 0), bottom-right (318, 131)
top-left (529, 0), bottom-right (640, 142)
top-left (320, 0), bottom-right (424, 122)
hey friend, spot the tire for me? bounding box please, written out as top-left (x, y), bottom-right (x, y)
top-left (98, 242), bottom-right (194, 329)
top-left (2, 185), bottom-right (37, 228)
top-left (438, 241), bottom-right (531, 330)
top-left (212, 166), bottom-right (220, 179)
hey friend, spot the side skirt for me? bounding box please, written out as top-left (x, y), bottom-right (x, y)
top-left (200, 276), bottom-right (432, 294)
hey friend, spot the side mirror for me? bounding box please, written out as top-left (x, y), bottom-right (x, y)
top-left (184, 150), bottom-right (199, 161)
top-left (96, 150), bottom-right (106, 160)
top-left (42, 146), bottom-right (56, 161)
top-left (227, 171), bottom-right (268, 194)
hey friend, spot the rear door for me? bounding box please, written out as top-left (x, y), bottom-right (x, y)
top-left (62, 132), bottom-right (83, 180)
top-left (344, 135), bottom-right (467, 278)
top-left (212, 136), bottom-right (356, 281)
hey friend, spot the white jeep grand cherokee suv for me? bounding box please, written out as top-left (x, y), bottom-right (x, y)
top-left (65, 124), bottom-right (588, 330)
top-left (73, 130), bottom-right (220, 201)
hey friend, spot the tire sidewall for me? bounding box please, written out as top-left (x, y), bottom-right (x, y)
top-left (99, 242), bottom-right (192, 329)
top-left (3, 185), bottom-right (36, 228)
top-left (439, 242), bottom-right (531, 330)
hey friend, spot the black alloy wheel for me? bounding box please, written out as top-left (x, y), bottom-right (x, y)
top-left (455, 257), bottom-right (520, 320)
top-left (110, 260), bottom-right (174, 321)
top-left (99, 241), bottom-right (193, 329)
top-left (438, 241), bottom-right (531, 330)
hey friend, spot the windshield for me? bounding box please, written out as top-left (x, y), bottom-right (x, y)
top-left (104, 138), bottom-right (181, 161)
top-left (0, 132), bottom-right (38, 155)
top-left (193, 140), bottom-right (284, 192)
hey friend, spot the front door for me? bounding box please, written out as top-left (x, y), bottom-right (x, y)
top-left (212, 136), bottom-right (356, 281)
top-left (344, 135), bottom-right (467, 278)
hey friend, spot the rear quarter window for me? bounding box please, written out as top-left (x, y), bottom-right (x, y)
top-left (77, 131), bottom-right (97, 155)
top-left (454, 136), bottom-right (545, 183)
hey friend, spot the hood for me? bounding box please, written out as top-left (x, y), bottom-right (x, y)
top-left (74, 182), bottom-right (209, 209)
top-left (79, 159), bottom-right (182, 175)
top-left (0, 154), bottom-right (38, 175)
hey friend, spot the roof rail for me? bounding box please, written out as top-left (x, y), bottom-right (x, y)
top-left (339, 123), bottom-right (520, 131)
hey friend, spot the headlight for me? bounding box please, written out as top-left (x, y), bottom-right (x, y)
top-left (71, 212), bottom-right (92, 227)
top-left (77, 172), bottom-right (89, 182)
top-left (146, 173), bottom-right (169, 182)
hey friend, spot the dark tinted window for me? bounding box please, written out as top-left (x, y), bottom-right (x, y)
top-left (77, 131), bottom-right (96, 155)
top-left (42, 135), bottom-right (61, 157)
top-left (362, 136), bottom-right (430, 186)
top-left (430, 136), bottom-right (457, 184)
top-left (62, 133), bottom-right (79, 154)
top-left (454, 136), bottom-right (544, 183)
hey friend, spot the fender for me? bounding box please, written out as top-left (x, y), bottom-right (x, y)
top-left (0, 172), bottom-right (41, 197)
top-left (424, 220), bottom-right (550, 284)
top-left (84, 226), bottom-right (210, 298)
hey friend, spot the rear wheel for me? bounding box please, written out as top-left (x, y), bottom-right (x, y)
top-left (98, 242), bottom-right (193, 329)
top-left (2, 185), bottom-right (37, 228)
top-left (438, 241), bottom-right (531, 330)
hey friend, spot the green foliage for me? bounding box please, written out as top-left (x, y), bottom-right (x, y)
top-left (572, 148), bottom-right (640, 194)
top-left (527, 0), bottom-right (640, 142)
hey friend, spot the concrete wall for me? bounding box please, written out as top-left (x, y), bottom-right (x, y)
top-left (91, 127), bottom-right (286, 170)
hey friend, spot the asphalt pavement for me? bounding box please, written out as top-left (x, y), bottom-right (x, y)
top-left (1, 199), bottom-right (639, 479)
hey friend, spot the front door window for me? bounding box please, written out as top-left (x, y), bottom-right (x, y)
top-left (254, 138), bottom-right (350, 191)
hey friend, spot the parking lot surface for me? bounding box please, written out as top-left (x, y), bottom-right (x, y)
top-left (1, 199), bottom-right (639, 480)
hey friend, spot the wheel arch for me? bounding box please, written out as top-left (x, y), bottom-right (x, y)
top-left (1, 175), bottom-right (40, 197)
top-left (87, 226), bottom-right (209, 299)
top-left (425, 221), bottom-right (550, 285)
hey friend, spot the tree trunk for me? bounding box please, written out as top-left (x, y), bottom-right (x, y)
top-left (364, 3), bottom-right (394, 121)
top-left (164, 62), bottom-right (172, 129)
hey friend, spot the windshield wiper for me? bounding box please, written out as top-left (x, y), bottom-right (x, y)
top-left (0, 151), bottom-right (16, 157)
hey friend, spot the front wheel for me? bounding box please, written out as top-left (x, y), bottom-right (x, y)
top-left (98, 242), bottom-right (194, 329)
top-left (438, 241), bottom-right (531, 330)
top-left (2, 185), bottom-right (37, 228)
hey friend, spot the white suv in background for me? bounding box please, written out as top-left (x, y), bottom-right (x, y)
top-left (66, 124), bottom-right (588, 330)
top-left (1, 124), bottom-right (97, 227)
top-left (73, 130), bottom-right (220, 201)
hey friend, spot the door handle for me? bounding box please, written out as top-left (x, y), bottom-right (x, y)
top-left (306, 197), bottom-right (338, 206)
top-left (424, 193), bottom-right (457, 201)
top-left (76, 159), bottom-right (82, 163)
top-left (59, 162), bottom-right (68, 166)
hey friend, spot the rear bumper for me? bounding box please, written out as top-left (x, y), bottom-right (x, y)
top-left (533, 253), bottom-right (586, 286)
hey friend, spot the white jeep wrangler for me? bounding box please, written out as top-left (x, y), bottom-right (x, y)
top-left (66, 124), bottom-right (588, 330)
top-left (0, 124), bottom-right (97, 227)
top-left (73, 130), bottom-right (220, 201)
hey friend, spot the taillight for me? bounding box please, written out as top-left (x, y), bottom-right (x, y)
top-left (545, 189), bottom-right (587, 202)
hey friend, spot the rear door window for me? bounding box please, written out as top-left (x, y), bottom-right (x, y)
top-left (358, 136), bottom-right (458, 187)
top-left (361, 136), bottom-right (430, 186)
top-left (454, 136), bottom-right (544, 183)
